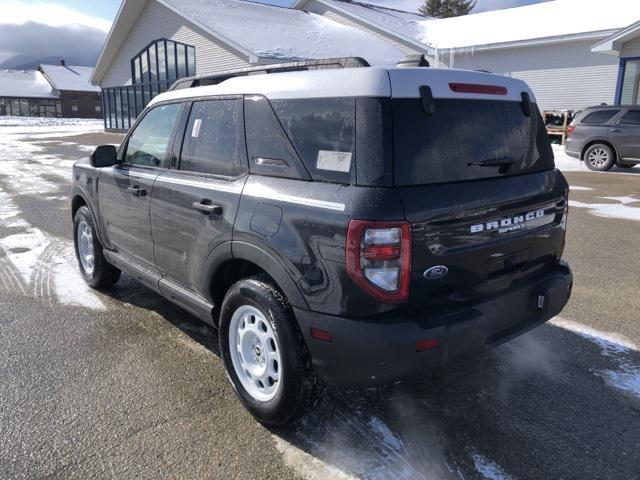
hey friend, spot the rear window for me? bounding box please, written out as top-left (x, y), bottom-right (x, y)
top-left (581, 109), bottom-right (620, 125)
top-left (393, 99), bottom-right (554, 185)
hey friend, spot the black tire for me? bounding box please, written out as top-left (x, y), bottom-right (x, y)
top-left (219, 274), bottom-right (323, 426)
top-left (584, 144), bottom-right (615, 171)
top-left (73, 205), bottom-right (121, 289)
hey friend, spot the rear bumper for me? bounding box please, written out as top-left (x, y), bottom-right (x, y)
top-left (295, 261), bottom-right (572, 388)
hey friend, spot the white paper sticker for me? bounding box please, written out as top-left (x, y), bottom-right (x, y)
top-left (316, 150), bottom-right (352, 173)
top-left (191, 119), bottom-right (202, 138)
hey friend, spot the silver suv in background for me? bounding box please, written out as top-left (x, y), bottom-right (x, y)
top-left (565, 106), bottom-right (640, 171)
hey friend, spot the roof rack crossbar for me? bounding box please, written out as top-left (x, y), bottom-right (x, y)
top-left (168, 57), bottom-right (370, 91)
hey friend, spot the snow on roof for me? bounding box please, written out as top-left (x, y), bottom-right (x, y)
top-left (418, 0), bottom-right (640, 49)
top-left (318, 0), bottom-right (429, 44)
top-left (0, 70), bottom-right (59, 99)
top-left (354, 0), bottom-right (423, 14)
top-left (162, 0), bottom-right (405, 65)
top-left (39, 65), bottom-right (100, 92)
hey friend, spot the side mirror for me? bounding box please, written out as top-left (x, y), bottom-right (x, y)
top-left (90, 145), bottom-right (118, 168)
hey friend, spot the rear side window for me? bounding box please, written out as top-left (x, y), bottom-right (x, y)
top-left (619, 110), bottom-right (640, 126)
top-left (179, 99), bottom-right (246, 177)
top-left (393, 99), bottom-right (554, 185)
top-left (271, 98), bottom-right (355, 184)
top-left (581, 110), bottom-right (619, 125)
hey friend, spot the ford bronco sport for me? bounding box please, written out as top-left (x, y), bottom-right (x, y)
top-left (72, 59), bottom-right (572, 426)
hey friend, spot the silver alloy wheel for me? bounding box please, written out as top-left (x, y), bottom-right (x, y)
top-left (228, 305), bottom-right (282, 401)
top-left (587, 148), bottom-right (609, 168)
top-left (77, 220), bottom-right (95, 276)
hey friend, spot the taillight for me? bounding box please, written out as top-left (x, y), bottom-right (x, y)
top-left (566, 124), bottom-right (575, 137)
top-left (346, 220), bottom-right (411, 303)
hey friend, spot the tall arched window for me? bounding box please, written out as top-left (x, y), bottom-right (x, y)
top-left (131, 39), bottom-right (196, 85)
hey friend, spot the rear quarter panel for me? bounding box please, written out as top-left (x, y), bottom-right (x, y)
top-left (234, 175), bottom-right (406, 317)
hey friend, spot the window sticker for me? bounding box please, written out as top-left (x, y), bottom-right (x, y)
top-left (191, 118), bottom-right (202, 138)
top-left (316, 150), bottom-right (352, 173)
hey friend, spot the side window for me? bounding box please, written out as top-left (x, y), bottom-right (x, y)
top-left (580, 109), bottom-right (620, 125)
top-left (179, 99), bottom-right (245, 177)
top-left (619, 110), bottom-right (640, 126)
top-left (125, 103), bottom-right (181, 167)
top-left (270, 98), bottom-right (355, 184)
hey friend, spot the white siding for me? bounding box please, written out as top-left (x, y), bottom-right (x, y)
top-left (100, 0), bottom-right (251, 88)
top-left (449, 40), bottom-right (619, 111)
top-left (302, 1), bottom-right (422, 58)
top-left (621, 37), bottom-right (640, 58)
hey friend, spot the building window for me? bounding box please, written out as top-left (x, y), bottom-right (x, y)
top-left (620, 59), bottom-right (640, 106)
top-left (131, 39), bottom-right (195, 86)
top-left (95, 104), bottom-right (102, 113)
top-left (71, 102), bottom-right (79, 113)
top-left (0, 97), bottom-right (62, 117)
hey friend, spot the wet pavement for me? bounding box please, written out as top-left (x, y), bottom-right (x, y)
top-left (0, 120), bottom-right (638, 479)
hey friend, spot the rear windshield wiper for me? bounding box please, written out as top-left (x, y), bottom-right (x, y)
top-left (467, 157), bottom-right (516, 174)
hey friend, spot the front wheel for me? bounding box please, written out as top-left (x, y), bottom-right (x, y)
top-left (73, 206), bottom-right (121, 289)
top-left (584, 144), bottom-right (615, 171)
top-left (219, 275), bottom-right (323, 426)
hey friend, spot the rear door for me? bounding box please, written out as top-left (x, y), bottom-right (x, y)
top-left (151, 97), bottom-right (247, 293)
top-left (97, 103), bottom-right (182, 267)
top-left (615, 109), bottom-right (640, 160)
top-left (389, 80), bottom-right (567, 313)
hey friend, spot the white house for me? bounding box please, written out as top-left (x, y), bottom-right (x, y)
top-left (90, 0), bottom-right (406, 131)
top-left (92, 0), bottom-right (640, 131)
top-left (294, 0), bottom-right (640, 111)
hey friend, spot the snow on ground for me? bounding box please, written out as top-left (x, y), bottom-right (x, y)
top-left (0, 117), bottom-right (105, 310)
top-left (471, 453), bottom-right (513, 480)
top-left (569, 197), bottom-right (640, 222)
top-left (551, 318), bottom-right (640, 400)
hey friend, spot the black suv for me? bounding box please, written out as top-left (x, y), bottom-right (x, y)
top-left (565, 105), bottom-right (640, 171)
top-left (72, 60), bottom-right (572, 425)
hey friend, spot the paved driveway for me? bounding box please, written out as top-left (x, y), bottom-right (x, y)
top-left (1, 119), bottom-right (638, 480)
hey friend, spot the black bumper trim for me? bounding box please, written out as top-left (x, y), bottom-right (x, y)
top-left (294, 262), bottom-right (572, 388)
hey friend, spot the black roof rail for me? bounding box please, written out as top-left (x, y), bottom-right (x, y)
top-left (168, 57), bottom-right (370, 91)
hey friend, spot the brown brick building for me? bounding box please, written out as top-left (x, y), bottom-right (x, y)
top-left (39, 62), bottom-right (102, 119)
top-left (0, 61), bottom-right (102, 119)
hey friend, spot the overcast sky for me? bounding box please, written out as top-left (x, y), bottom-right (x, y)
top-left (0, 0), bottom-right (548, 66)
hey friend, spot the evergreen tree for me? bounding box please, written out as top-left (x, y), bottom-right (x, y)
top-left (419, 0), bottom-right (477, 18)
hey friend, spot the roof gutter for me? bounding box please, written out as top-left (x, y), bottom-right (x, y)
top-left (434, 29), bottom-right (619, 55)
top-left (591, 20), bottom-right (640, 55)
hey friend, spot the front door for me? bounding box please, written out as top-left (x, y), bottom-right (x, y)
top-left (615, 109), bottom-right (640, 160)
top-left (151, 98), bottom-right (247, 293)
top-left (97, 102), bottom-right (182, 267)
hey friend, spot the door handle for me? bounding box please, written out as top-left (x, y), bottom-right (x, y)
top-left (192, 201), bottom-right (223, 215)
top-left (609, 128), bottom-right (622, 133)
top-left (127, 185), bottom-right (146, 197)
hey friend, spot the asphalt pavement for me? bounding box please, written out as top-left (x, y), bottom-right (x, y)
top-left (0, 121), bottom-right (638, 480)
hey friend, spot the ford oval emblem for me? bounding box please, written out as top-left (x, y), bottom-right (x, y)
top-left (424, 265), bottom-right (448, 280)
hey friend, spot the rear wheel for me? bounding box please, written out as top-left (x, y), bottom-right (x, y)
top-left (219, 275), bottom-right (323, 426)
top-left (584, 144), bottom-right (615, 171)
top-left (73, 206), bottom-right (121, 289)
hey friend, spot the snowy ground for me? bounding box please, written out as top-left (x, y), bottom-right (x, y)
top-left (1, 117), bottom-right (639, 480)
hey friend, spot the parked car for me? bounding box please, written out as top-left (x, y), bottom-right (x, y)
top-left (565, 105), bottom-right (640, 171)
top-left (71, 60), bottom-right (573, 426)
